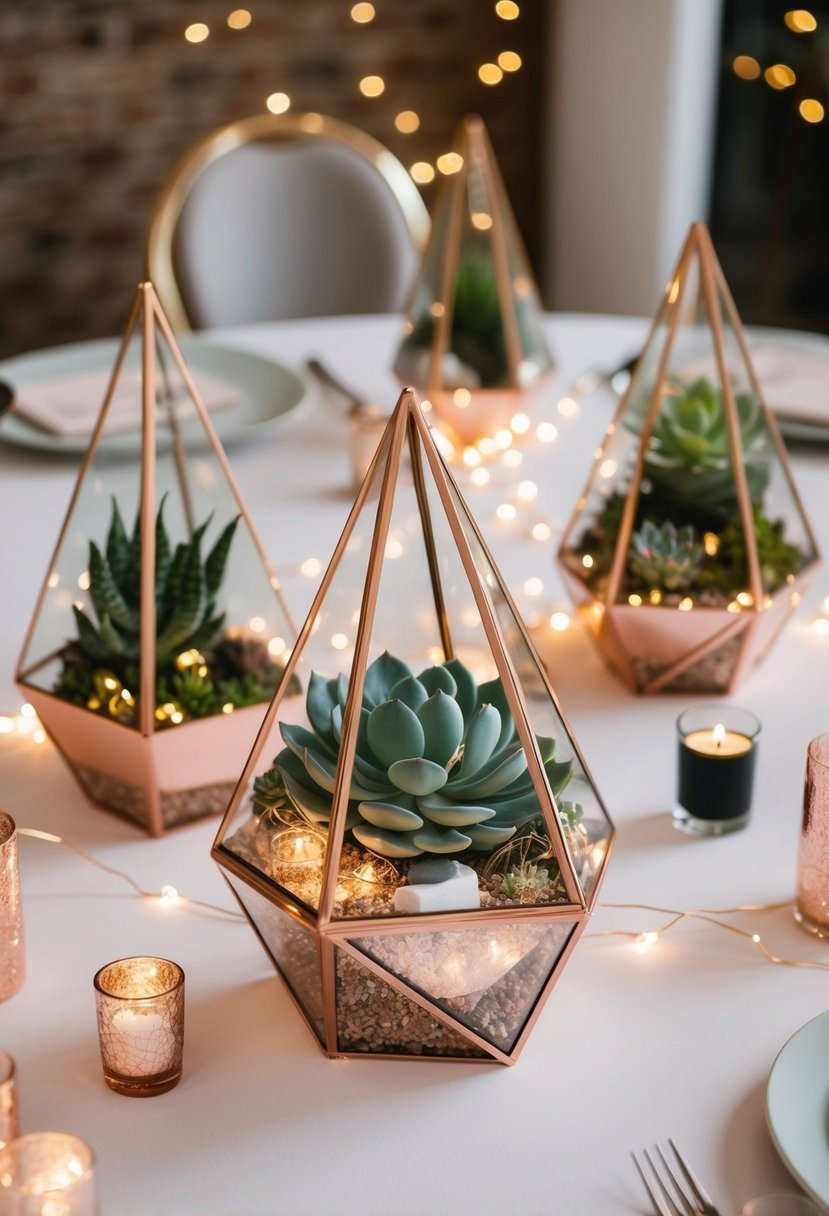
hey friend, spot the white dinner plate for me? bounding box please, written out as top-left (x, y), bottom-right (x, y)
top-left (766, 1010), bottom-right (829, 1213)
top-left (0, 334), bottom-right (308, 457)
top-left (746, 326), bottom-right (829, 443)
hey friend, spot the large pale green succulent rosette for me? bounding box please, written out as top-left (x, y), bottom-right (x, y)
top-left (256, 651), bottom-right (574, 859)
top-left (639, 377), bottom-right (770, 507)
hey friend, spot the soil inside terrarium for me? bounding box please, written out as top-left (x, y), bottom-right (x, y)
top-left (224, 814), bottom-right (578, 920)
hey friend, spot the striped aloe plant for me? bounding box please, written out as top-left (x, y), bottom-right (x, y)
top-left (255, 652), bottom-right (575, 859)
top-left (71, 497), bottom-right (238, 668)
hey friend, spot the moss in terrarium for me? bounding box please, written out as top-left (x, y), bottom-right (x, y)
top-left (54, 498), bottom-right (295, 727)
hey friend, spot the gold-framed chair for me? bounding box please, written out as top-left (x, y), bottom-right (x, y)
top-left (145, 112), bottom-right (431, 332)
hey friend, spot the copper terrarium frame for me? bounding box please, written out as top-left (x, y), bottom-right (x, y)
top-left (213, 388), bottom-right (613, 1065)
top-left (15, 282), bottom-right (295, 835)
top-left (392, 116), bottom-right (554, 445)
top-left (557, 223), bottom-right (819, 695)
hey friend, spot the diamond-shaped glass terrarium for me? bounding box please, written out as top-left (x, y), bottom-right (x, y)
top-left (15, 283), bottom-right (296, 834)
top-left (392, 115), bottom-right (553, 445)
top-left (213, 388), bottom-right (613, 1064)
top-left (558, 223), bottom-right (819, 695)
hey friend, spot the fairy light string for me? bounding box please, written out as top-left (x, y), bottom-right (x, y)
top-left (13, 824), bottom-right (829, 971)
top-left (17, 827), bottom-right (244, 922)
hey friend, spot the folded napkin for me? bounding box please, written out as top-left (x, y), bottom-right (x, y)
top-left (15, 367), bottom-right (240, 436)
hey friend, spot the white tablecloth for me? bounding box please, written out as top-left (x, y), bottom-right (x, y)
top-left (2, 313), bottom-right (829, 1216)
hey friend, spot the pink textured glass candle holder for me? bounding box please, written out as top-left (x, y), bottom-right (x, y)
top-left (0, 1049), bottom-right (19, 1148)
top-left (0, 1132), bottom-right (97, 1215)
top-left (93, 956), bottom-right (185, 1097)
top-left (0, 811), bottom-right (25, 1002)
top-left (795, 734), bottom-right (829, 936)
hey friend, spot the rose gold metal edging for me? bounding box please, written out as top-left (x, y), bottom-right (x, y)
top-left (214, 848), bottom-right (319, 931)
top-left (508, 918), bottom-right (587, 1061)
top-left (470, 118), bottom-right (523, 382)
top-left (411, 406), bottom-right (584, 909)
top-left (15, 290), bottom-right (144, 684)
top-left (139, 287), bottom-right (158, 743)
top-left (211, 419), bottom-right (397, 854)
top-left (412, 405), bottom-right (615, 901)
top-left (319, 936), bottom-right (339, 1054)
top-left (408, 411), bottom-right (454, 660)
top-left (642, 608), bottom-right (751, 694)
top-left (316, 393), bottom-right (412, 928)
top-left (697, 231), bottom-right (764, 611)
top-left (321, 899), bottom-right (583, 937)
top-left (605, 230), bottom-right (698, 607)
top-left (149, 291), bottom-right (296, 634)
top-left (429, 158), bottom-right (465, 394)
top-left (336, 938), bottom-right (513, 1064)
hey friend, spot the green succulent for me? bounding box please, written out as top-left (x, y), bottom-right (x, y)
top-left (70, 496), bottom-right (237, 669)
top-left (255, 651), bottom-right (574, 859)
top-left (628, 520), bottom-right (703, 591)
top-left (641, 377), bottom-right (769, 507)
top-left (500, 862), bottom-right (550, 899)
top-left (713, 507), bottom-right (805, 594)
top-left (54, 497), bottom-right (293, 726)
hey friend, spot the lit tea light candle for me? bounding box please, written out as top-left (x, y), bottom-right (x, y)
top-left (271, 828), bottom-right (325, 867)
top-left (0, 1132), bottom-right (97, 1214)
top-left (93, 956), bottom-right (185, 1097)
top-left (675, 705), bottom-right (760, 836)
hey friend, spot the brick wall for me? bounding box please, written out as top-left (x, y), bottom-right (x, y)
top-left (0, 0), bottom-right (546, 358)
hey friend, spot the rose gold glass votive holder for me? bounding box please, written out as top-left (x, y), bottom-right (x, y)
top-left (795, 734), bottom-right (829, 936)
top-left (0, 811), bottom-right (25, 1002)
top-left (0, 1049), bottom-right (19, 1148)
top-left (93, 957), bottom-right (184, 1097)
top-left (0, 1132), bottom-right (97, 1215)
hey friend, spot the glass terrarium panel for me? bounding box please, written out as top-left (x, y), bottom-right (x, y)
top-left (435, 465), bottom-right (612, 901)
top-left (559, 321), bottom-right (670, 604)
top-left (498, 183), bottom-right (553, 382)
top-left (394, 181), bottom-right (458, 390)
top-left (616, 272), bottom-right (758, 610)
top-left (321, 424), bottom-right (579, 919)
top-left (334, 945), bottom-right (490, 1059)
top-left (349, 919), bottom-right (576, 1054)
top-left (217, 432), bottom-right (392, 912)
top-left (224, 873), bottom-right (325, 1044)
top-left (18, 324), bottom-right (293, 739)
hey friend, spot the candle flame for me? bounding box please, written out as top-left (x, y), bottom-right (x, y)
top-left (713, 723), bottom-right (726, 748)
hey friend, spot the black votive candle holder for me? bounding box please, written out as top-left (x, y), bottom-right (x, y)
top-left (675, 704), bottom-right (761, 836)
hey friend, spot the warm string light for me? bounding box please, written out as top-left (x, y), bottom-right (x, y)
top-left (591, 899), bottom-right (829, 972)
top-left (0, 704), bottom-right (47, 745)
top-left (16, 828), bottom-right (244, 922)
top-left (16, 829), bottom-right (819, 973)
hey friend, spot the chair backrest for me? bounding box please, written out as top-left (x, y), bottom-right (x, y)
top-left (145, 113), bottom-right (431, 331)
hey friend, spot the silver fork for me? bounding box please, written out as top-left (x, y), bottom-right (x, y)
top-left (632, 1140), bottom-right (723, 1216)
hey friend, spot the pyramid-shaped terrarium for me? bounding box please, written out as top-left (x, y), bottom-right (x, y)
top-left (558, 224), bottom-right (819, 694)
top-left (393, 116), bottom-right (553, 445)
top-left (213, 389), bottom-right (613, 1064)
top-left (15, 283), bottom-right (296, 834)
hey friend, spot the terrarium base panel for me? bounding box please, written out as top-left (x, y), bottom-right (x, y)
top-left (559, 567), bottom-right (812, 694)
top-left (20, 688), bottom-right (267, 834)
top-left (423, 377), bottom-right (552, 446)
top-left (348, 919), bottom-right (576, 1054)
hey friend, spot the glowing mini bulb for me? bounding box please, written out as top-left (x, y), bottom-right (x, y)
top-left (160, 885), bottom-right (180, 908)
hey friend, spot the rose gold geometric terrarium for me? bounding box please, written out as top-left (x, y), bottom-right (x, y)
top-left (558, 223), bottom-right (819, 695)
top-left (213, 388), bottom-right (613, 1064)
top-left (392, 116), bottom-right (553, 445)
top-left (15, 283), bottom-right (295, 835)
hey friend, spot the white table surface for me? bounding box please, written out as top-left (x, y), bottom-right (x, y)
top-left (2, 313), bottom-right (829, 1216)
